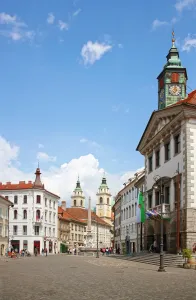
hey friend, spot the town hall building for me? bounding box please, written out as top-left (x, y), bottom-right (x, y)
top-left (137, 32), bottom-right (196, 253)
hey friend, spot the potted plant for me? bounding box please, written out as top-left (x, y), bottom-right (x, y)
top-left (182, 248), bottom-right (194, 268)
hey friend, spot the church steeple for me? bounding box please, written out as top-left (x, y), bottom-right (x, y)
top-left (71, 177), bottom-right (85, 208)
top-left (96, 174), bottom-right (112, 225)
top-left (157, 31), bottom-right (188, 110)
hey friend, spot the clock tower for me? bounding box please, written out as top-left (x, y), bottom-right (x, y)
top-left (157, 31), bottom-right (188, 110)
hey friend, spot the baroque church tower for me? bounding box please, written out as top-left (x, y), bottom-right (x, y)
top-left (71, 177), bottom-right (85, 208)
top-left (157, 31), bottom-right (187, 110)
top-left (96, 175), bottom-right (112, 226)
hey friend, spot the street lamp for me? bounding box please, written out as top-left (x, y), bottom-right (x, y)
top-left (153, 175), bottom-right (170, 272)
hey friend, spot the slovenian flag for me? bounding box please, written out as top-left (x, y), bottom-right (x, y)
top-left (136, 191), bottom-right (146, 223)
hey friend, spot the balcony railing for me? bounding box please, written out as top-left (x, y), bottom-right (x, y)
top-left (34, 217), bottom-right (42, 224)
top-left (153, 203), bottom-right (170, 219)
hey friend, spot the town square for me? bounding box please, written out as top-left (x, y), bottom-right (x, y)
top-left (1, 254), bottom-right (196, 300)
top-left (1, 0), bottom-right (196, 299)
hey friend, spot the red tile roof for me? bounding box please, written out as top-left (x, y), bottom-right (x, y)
top-left (0, 181), bottom-right (60, 199)
top-left (66, 207), bottom-right (111, 227)
top-left (58, 207), bottom-right (86, 224)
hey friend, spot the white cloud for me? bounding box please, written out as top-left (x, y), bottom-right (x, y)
top-left (0, 12), bottom-right (35, 42)
top-left (73, 9), bottom-right (81, 17)
top-left (182, 34), bottom-right (196, 51)
top-left (37, 152), bottom-right (57, 162)
top-left (38, 144), bottom-right (44, 149)
top-left (0, 136), bottom-right (142, 207)
top-left (152, 19), bottom-right (169, 30)
top-left (58, 20), bottom-right (69, 31)
top-left (80, 138), bottom-right (101, 149)
top-left (112, 105), bottom-right (120, 112)
top-left (81, 41), bottom-right (112, 65)
top-left (47, 13), bottom-right (55, 24)
top-left (175, 0), bottom-right (196, 12)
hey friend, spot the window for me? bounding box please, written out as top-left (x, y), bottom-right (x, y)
top-left (36, 210), bottom-right (41, 220)
top-left (71, 224), bottom-right (74, 230)
top-left (5, 196), bottom-right (9, 200)
top-left (100, 197), bottom-right (103, 204)
top-left (174, 134), bottom-right (180, 154)
top-left (45, 211), bottom-right (47, 222)
top-left (14, 210), bottom-right (18, 219)
top-left (148, 155), bottom-right (153, 172)
top-left (148, 194), bottom-right (152, 209)
top-left (135, 203), bottom-right (137, 216)
top-left (35, 226), bottom-right (39, 236)
top-left (45, 198), bottom-right (47, 207)
top-left (155, 191), bottom-right (160, 206)
top-left (165, 186), bottom-right (170, 204)
top-left (74, 200), bottom-right (76, 206)
top-left (80, 200), bottom-right (83, 207)
top-left (49, 200), bottom-right (52, 208)
top-left (45, 227), bottom-right (47, 236)
top-left (14, 195), bottom-right (18, 204)
top-left (49, 212), bottom-right (51, 222)
top-left (53, 213), bottom-right (55, 223)
top-left (0, 225), bottom-right (2, 236)
top-left (155, 149), bottom-right (160, 168)
top-left (36, 195), bottom-right (41, 204)
top-left (49, 227), bottom-right (51, 236)
top-left (165, 142), bottom-right (170, 161)
top-left (75, 225), bottom-right (77, 231)
top-left (23, 210), bottom-right (27, 219)
top-left (23, 195), bottom-right (27, 204)
top-left (13, 225), bottom-right (18, 235)
top-left (53, 201), bottom-right (55, 209)
top-left (132, 204), bottom-right (134, 217)
top-left (129, 206), bottom-right (131, 218)
top-left (53, 228), bottom-right (55, 237)
top-left (107, 198), bottom-right (109, 205)
top-left (171, 73), bottom-right (179, 83)
top-left (126, 208), bottom-right (128, 219)
top-left (23, 225), bottom-right (27, 235)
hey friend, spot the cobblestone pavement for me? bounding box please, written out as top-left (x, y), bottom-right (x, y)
top-left (1, 255), bottom-right (196, 300)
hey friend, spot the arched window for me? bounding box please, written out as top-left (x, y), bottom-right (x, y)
top-left (14, 210), bottom-right (17, 219)
top-left (107, 198), bottom-right (109, 205)
top-left (100, 197), bottom-right (103, 204)
top-left (23, 210), bottom-right (27, 219)
top-left (80, 200), bottom-right (83, 207)
top-left (36, 210), bottom-right (40, 220)
top-left (74, 200), bottom-right (76, 206)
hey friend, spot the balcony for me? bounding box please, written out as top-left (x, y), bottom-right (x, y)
top-left (153, 203), bottom-right (170, 219)
top-left (34, 217), bottom-right (43, 224)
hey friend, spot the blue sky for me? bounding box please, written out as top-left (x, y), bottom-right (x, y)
top-left (0, 0), bottom-right (196, 200)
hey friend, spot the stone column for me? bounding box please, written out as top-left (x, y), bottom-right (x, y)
top-left (88, 197), bottom-right (91, 232)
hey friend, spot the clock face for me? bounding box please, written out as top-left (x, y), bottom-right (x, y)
top-left (169, 85), bottom-right (181, 96)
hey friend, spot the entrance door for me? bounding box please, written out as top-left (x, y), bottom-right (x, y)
top-left (49, 241), bottom-right (53, 253)
top-left (133, 242), bottom-right (136, 253)
top-left (11, 240), bottom-right (20, 253)
top-left (34, 241), bottom-right (40, 254)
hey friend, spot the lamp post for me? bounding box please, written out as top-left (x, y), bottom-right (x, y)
top-left (96, 217), bottom-right (99, 258)
top-left (153, 175), bottom-right (170, 272)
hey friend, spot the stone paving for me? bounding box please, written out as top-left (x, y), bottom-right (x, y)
top-left (0, 254), bottom-right (196, 300)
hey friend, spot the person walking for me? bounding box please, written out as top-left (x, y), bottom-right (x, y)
top-left (45, 247), bottom-right (48, 257)
top-left (41, 248), bottom-right (44, 256)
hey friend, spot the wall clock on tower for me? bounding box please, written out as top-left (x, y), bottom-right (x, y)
top-left (169, 85), bottom-right (181, 96)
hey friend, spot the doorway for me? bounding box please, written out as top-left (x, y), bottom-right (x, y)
top-left (0, 244), bottom-right (4, 256)
top-left (34, 241), bottom-right (40, 254)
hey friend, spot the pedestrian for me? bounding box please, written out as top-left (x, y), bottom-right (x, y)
top-left (106, 247), bottom-right (109, 255)
top-left (41, 248), bottom-right (44, 256)
top-left (153, 240), bottom-right (157, 253)
top-left (34, 247), bottom-right (38, 257)
top-left (45, 247), bottom-right (48, 257)
top-left (102, 248), bottom-right (105, 256)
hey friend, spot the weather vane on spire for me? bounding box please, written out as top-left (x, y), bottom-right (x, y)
top-left (172, 29), bottom-right (175, 46)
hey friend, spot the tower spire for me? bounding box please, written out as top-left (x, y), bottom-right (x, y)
top-left (34, 166), bottom-right (43, 188)
top-left (172, 30), bottom-right (175, 47)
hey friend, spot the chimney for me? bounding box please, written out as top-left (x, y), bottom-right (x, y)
top-left (61, 201), bottom-right (66, 211)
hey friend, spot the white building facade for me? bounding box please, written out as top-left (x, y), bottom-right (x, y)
top-left (117, 169), bottom-right (144, 254)
top-left (0, 168), bottom-right (60, 254)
